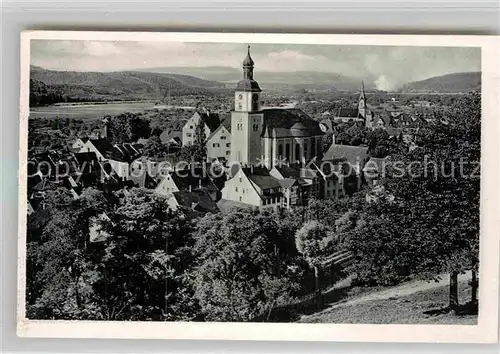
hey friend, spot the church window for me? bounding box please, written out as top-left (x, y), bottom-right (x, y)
top-left (253, 123), bottom-right (259, 131)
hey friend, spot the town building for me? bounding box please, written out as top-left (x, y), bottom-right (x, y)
top-left (206, 118), bottom-right (232, 162)
top-left (182, 110), bottom-right (221, 147)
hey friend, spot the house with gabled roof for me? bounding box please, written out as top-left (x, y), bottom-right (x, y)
top-left (155, 167), bottom-right (222, 202)
top-left (182, 110), bottom-right (221, 146)
top-left (221, 166), bottom-right (283, 211)
top-left (78, 138), bottom-right (142, 179)
top-left (322, 143), bottom-right (370, 192)
top-left (159, 130), bottom-right (182, 146)
top-left (206, 118), bottom-right (231, 162)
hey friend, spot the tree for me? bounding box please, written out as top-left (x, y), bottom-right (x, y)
top-left (295, 221), bottom-right (335, 309)
top-left (96, 188), bottom-right (198, 321)
top-left (143, 135), bottom-right (169, 158)
top-left (352, 91), bottom-right (481, 313)
top-left (27, 188), bottom-right (108, 319)
top-left (191, 210), bottom-right (300, 321)
top-left (108, 113), bottom-right (150, 144)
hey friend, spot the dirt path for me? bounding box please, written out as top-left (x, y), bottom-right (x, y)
top-left (324, 271), bottom-right (472, 310)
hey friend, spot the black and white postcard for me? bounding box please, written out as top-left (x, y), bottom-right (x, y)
top-left (17, 31), bottom-right (499, 343)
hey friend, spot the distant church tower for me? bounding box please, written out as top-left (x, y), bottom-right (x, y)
top-left (358, 81), bottom-right (373, 128)
top-left (230, 45), bottom-right (264, 166)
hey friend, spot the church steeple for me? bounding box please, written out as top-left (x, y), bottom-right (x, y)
top-left (359, 80), bottom-right (367, 106)
top-left (242, 45), bottom-right (254, 80)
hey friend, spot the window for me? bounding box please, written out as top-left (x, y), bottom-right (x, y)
top-left (278, 144), bottom-right (283, 158)
top-left (239, 196), bottom-right (242, 202)
top-left (226, 151), bottom-right (230, 155)
top-left (285, 143), bottom-right (290, 160)
top-left (186, 133), bottom-right (192, 137)
top-left (253, 123), bottom-right (259, 131)
top-left (189, 125), bottom-right (193, 129)
top-left (235, 187), bottom-right (238, 192)
top-left (239, 178), bottom-right (242, 182)
top-left (213, 143), bottom-right (216, 147)
top-left (221, 136), bottom-right (226, 140)
top-left (226, 143), bottom-right (230, 147)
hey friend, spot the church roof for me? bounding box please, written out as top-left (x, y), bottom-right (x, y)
top-left (261, 108), bottom-right (324, 138)
top-left (235, 79), bottom-right (262, 92)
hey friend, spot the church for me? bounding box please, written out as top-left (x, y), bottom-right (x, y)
top-left (229, 46), bottom-right (324, 168)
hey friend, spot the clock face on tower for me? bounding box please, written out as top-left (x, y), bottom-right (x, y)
top-left (238, 94), bottom-right (243, 99)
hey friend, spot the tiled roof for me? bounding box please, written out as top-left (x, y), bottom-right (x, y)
top-left (335, 107), bottom-right (361, 119)
top-left (323, 144), bottom-right (369, 167)
top-left (159, 130), bottom-right (182, 144)
top-left (172, 189), bottom-right (219, 214)
top-left (262, 108), bottom-right (324, 138)
top-left (278, 178), bottom-right (298, 189)
top-left (198, 112), bottom-right (221, 133)
top-left (170, 168), bottom-right (220, 193)
top-left (240, 166), bottom-right (281, 190)
top-left (89, 138), bottom-right (115, 155)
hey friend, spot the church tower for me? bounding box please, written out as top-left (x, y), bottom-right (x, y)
top-left (230, 45), bottom-right (264, 166)
top-left (358, 81), bottom-right (373, 128)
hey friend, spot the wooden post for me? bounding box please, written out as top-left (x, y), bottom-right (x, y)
top-left (449, 272), bottom-right (459, 314)
top-left (314, 265), bottom-right (323, 310)
top-left (471, 270), bottom-right (478, 304)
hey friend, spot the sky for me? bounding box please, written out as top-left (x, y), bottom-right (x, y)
top-left (31, 40), bottom-right (481, 90)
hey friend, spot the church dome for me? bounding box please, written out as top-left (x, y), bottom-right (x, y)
top-left (290, 122), bottom-right (310, 137)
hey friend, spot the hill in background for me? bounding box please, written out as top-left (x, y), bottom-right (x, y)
top-left (400, 72), bottom-right (481, 93)
top-left (135, 66), bottom-right (375, 91)
top-left (30, 66), bottom-right (229, 106)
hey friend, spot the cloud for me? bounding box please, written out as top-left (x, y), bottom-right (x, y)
top-left (30, 40), bottom-right (481, 87)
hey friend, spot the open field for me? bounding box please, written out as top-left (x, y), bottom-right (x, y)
top-left (298, 273), bottom-right (477, 325)
top-left (29, 102), bottom-right (158, 120)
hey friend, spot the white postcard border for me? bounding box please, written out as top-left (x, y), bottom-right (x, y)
top-left (17, 31), bottom-right (500, 343)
